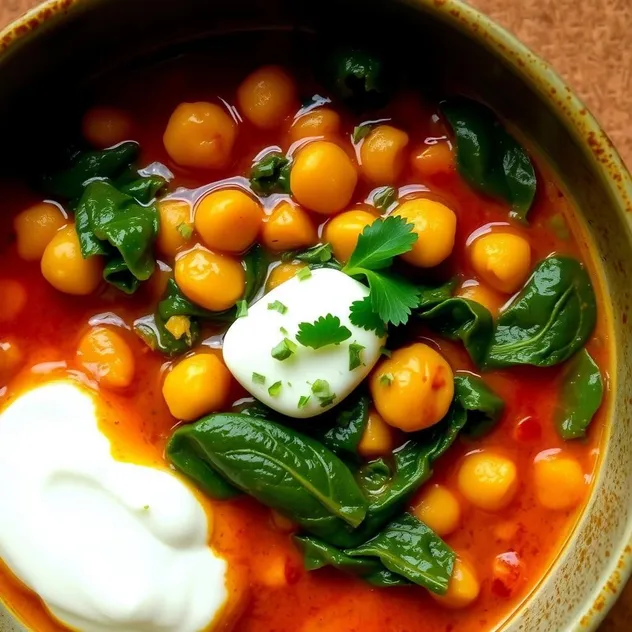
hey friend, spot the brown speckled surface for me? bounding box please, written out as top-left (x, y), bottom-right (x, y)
top-left (0, 0), bottom-right (630, 629)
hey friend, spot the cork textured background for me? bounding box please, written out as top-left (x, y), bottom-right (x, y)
top-left (0, 0), bottom-right (630, 629)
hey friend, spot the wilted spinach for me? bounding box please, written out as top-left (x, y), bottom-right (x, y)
top-left (118, 175), bottom-right (167, 204)
top-left (166, 413), bottom-right (368, 536)
top-left (554, 349), bottom-right (604, 440)
top-left (134, 313), bottom-right (201, 357)
top-left (442, 97), bottom-right (537, 221)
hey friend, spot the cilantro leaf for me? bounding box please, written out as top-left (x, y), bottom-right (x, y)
top-left (296, 314), bottom-right (352, 349)
top-left (349, 297), bottom-right (386, 337)
top-left (311, 379), bottom-right (337, 407)
top-left (349, 342), bottom-right (365, 370)
top-left (271, 338), bottom-right (297, 361)
top-left (364, 270), bottom-right (420, 327)
top-left (343, 216), bottom-right (417, 272)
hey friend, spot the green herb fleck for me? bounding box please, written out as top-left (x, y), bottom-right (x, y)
top-left (236, 300), bottom-right (248, 318)
top-left (296, 314), bottom-right (352, 349)
top-left (142, 505), bottom-right (150, 511)
top-left (252, 372), bottom-right (266, 385)
top-left (349, 342), bottom-right (365, 370)
top-left (372, 186), bottom-right (397, 211)
top-left (311, 379), bottom-right (337, 407)
top-left (268, 300), bottom-right (288, 315)
top-left (268, 381), bottom-right (283, 397)
top-left (297, 267), bottom-right (312, 281)
top-left (280, 326), bottom-right (289, 336)
top-left (271, 338), bottom-right (298, 361)
top-left (177, 223), bottom-right (193, 240)
top-left (298, 395), bottom-right (311, 409)
top-left (380, 346), bottom-right (392, 358)
top-left (352, 124), bottom-right (372, 143)
top-left (379, 373), bottom-right (394, 386)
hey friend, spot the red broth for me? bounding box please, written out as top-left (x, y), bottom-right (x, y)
top-left (0, 35), bottom-right (611, 632)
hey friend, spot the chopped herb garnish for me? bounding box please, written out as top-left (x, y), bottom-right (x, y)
top-left (349, 342), bottom-right (366, 370)
top-left (296, 314), bottom-right (352, 349)
top-left (311, 379), bottom-right (337, 407)
top-left (372, 186), bottom-right (397, 211)
top-left (380, 346), bottom-right (392, 358)
top-left (352, 124), bottom-right (372, 144)
top-left (268, 300), bottom-right (288, 315)
top-left (296, 267), bottom-right (312, 281)
top-left (280, 326), bottom-right (289, 336)
top-left (271, 338), bottom-right (298, 361)
top-left (298, 395), bottom-right (311, 409)
top-left (177, 222), bottom-right (193, 240)
top-left (252, 372), bottom-right (266, 385)
top-left (236, 300), bottom-right (248, 318)
top-left (268, 381), bottom-right (283, 397)
top-left (142, 505), bottom-right (150, 511)
top-left (343, 216), bottom-right (420, 330)
top-left (379, 373), bottom-right (394, 386)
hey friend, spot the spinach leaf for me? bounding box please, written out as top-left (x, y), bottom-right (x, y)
top-left (325, 48), bottom-right (390, 108)
top-left (76, 180), bottom-right (159, 282)
top-left (42, 141), bottom-right (139, 200)
top-left (313, 394), bottom-right (370, 459)
top-left (486, 256), bottom-right (597, 368)
top-left (416, 279), bottom-right (457, 311)
top-left (347, 513), bottom-right (455, 594)
top-left (118, 175), bottom-right (167, 204)
top-left (103, 257), bottom-right (141, 295)
top-left (454, 373), bottom-right (505, 438)
top-left (249, 153), bottom-right (291, 196)
top-left (554, 349), bottom-right (604, 440)
top-left (442, 98), bottom-right (536, 221)
top-left (134, 313), bottom-right (200, 357)
top-left (242, 244), bottom-right (271, 303)
top-left (295, 534), bottom-right (410, 587)
top-left (417, 297), bottom-right (494, 366)
top-left (167, 413), bottom-right (368, 533)
top-left (167, 431), bottom-right (239, 499)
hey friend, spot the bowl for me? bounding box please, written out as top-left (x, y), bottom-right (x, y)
top-left (0, 0), bottom-right (630, 630)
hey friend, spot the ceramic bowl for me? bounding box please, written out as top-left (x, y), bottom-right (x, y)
top-left (0, 0), bottom-right (630, 630)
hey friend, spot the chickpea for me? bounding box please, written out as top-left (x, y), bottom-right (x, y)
top-left (370, 343), bottom-right (454, 432)
top-left (457, 281), bottom-right (504, 315)
top-left (81, 106), bottom-right (133, 149)
top-left (411, 484), bottom-right (461, 537)
top-left (533, 450), bottom-right (586, 510)
top-left (41, 225), bottom-right (102, 295)
top-left (163, 102), bottom-right (237, 169)
top-left (162, 353), bottom-right (232, 421)
top-left (470, 232), bottom-right (531, 294)
top-left (13, 202), bottom-right (66, 261)
top-left (290, 141), bottom-right (358, 215)
top-left (265, 262), bottom-right (307, 291)
top-left (261, 201), bottom-right (318, 252)
top-left (77, 326), bottom-right (135, 390)
top-left (411, 142), bottom-right (455, 179)
top-left (431, 558), bottom-right (480, 609)
top-left (289, 108), bottom-right (341, 143)
top-left (237, 65), bottom-right (297, 129)
top-left (156, 199), bottom-right (193, 258)
top-left (457, 451), bottom-right (518, 511)
top-left (0, 339), bottom-right (23, 385)
top-left (174, 247), bottom-right (245, 312)
top-left (360, 125), bottom-right (409, 185)
top-left (394, 199), bottom-right (456, 267)
top-left (323, 210), bottom-right (376, 263)
top-left (195, 189), bottom-right (263, 254)
top-left (0, 279), bottom-right (27, 323)
top-left (357, 409), bottom-right (396, 458)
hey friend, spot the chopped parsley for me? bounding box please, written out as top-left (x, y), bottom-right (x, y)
top-left (296, 267), bottom-right (312, 281)
top-left (298, 395), bottom-right (311, 409)
top-left (252, 372), bottom-right (266, 385)
top-left (379, 373), bottom-right (394, 386)
top-left (268, 300), bottom-right (288, 314)
top-left (176, 222), bottom-right (193, 240)
top-left (311, 379), bottom-right (337, 407)
top-left (235, 300), bottom-right (248, 318)
top-left (268, 381), bottom-right (283, 397)
top-left (296, 314), bottom-right (352, 349)
top-left (271, 338), bottom-right (297, 361)
top-left (348, 342), bottom-right (365, 370)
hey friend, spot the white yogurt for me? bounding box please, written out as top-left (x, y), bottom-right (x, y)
top-left (223, 268), bottom-right (385, 418)
top-left (0, 381), bottom-right (227, 632)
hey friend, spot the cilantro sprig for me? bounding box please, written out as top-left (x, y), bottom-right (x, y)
top-left (296, 314), bottom-right (352, 349)
top-left (343, 216), bottom-right (419, 332)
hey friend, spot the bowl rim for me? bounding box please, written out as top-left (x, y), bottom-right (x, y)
top-left (0, 0), bottom-right (630, 630)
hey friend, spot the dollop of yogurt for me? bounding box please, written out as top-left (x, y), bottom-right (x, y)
top-left (0, 381), bottom-right (227, 632)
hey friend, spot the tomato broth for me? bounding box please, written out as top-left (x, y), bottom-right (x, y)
top-left (0, 32), bottom-right (610, 632)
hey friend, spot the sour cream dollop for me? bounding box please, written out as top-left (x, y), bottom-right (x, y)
top-left (0, 381), bottom-right (227, 632)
